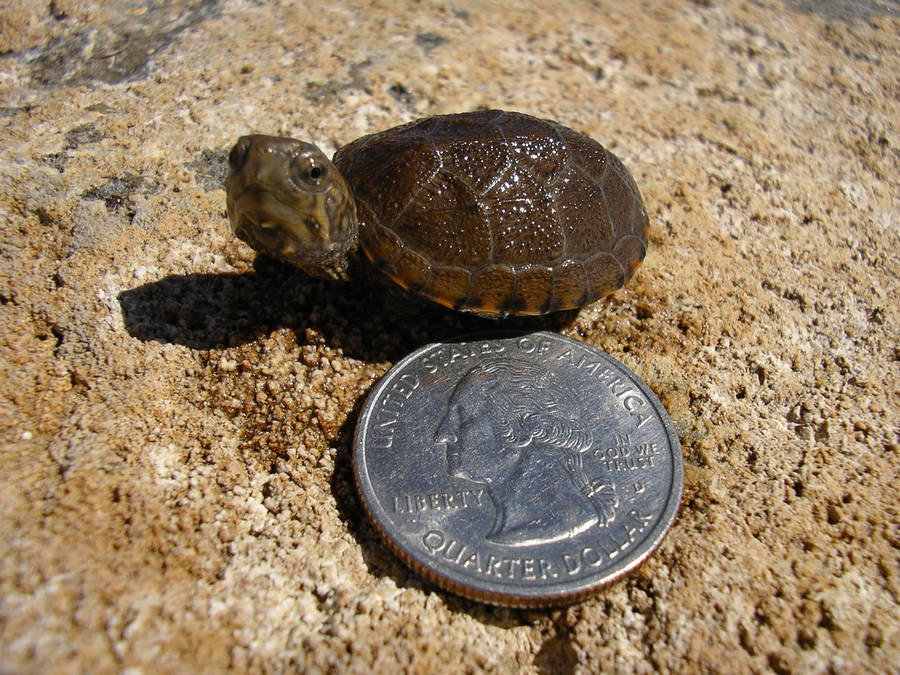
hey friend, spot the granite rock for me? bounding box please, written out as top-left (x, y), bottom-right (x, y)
top-left (1, 0), bottom-right (897, 672)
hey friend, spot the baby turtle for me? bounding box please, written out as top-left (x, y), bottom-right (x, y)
top-left (226, 110), bottom-right (649, 317)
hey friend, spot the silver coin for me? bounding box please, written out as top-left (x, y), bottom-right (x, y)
top-left (353, 332), bottom-right (683, 606)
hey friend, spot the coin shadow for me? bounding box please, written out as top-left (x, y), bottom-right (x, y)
top-left (330, 398), bottom-right (559, 628)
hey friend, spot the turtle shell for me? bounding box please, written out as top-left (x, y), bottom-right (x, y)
top-left (332, 110), bottom-right (649, 316)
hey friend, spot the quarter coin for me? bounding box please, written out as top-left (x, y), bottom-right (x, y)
top-left (353, 332), bottom-right (683, 606)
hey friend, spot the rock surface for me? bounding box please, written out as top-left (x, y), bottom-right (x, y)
top-left (1, 0), bottom-right (897, 672)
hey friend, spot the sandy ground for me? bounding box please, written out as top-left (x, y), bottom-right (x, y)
top-left (1, 0), bottom-right (898, 672)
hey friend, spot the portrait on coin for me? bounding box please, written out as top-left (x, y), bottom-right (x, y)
top-left (433, 358), bottom-right (618, 546)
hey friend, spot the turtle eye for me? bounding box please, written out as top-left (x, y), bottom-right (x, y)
top-left (291, 154), bottom-right (327, 187)
top-left (228, 138), bottom-right (251, 172)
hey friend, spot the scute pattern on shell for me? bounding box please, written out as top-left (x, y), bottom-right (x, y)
top-left (333, 110), bottom-right (649, 316)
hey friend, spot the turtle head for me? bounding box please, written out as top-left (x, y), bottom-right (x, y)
top-left (226, 135), bottom-right (358, 281)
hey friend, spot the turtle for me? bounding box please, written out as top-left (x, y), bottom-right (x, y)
top-left (225, 110), bottom-right (649, 318)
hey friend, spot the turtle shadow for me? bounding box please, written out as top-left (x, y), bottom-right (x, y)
top-left (118, 256), bottom-right (377, 359)
top-left (118, 256), bottom-right (570, 362)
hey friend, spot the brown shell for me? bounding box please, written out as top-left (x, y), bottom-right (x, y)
top-left (332, 110), bottom-right (649, 316)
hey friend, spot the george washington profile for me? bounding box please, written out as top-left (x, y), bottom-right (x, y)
top-left (433, 358), bottom-right (618, 546)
